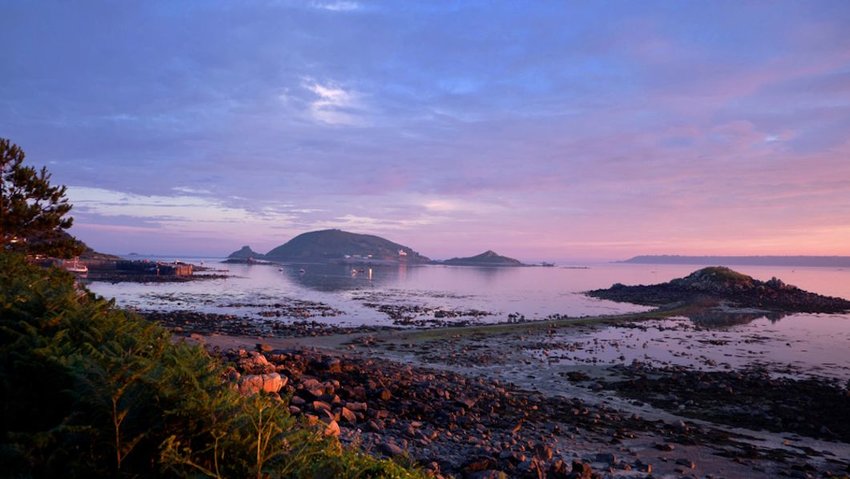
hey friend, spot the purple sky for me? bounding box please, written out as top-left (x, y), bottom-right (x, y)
top-left (3, 1), bottom-right (850, 261)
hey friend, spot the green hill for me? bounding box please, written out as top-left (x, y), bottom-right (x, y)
top-left (442, 250), bottom-right (524, 267)
top-left (264, 229), bottom-right (430, 263)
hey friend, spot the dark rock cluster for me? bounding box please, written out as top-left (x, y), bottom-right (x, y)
top-left (360, 301), bottom-right (492, 326)
top-left (144, 310), bottom-right (394, 338)
top-left (599, 362), bottom-right (850, 443)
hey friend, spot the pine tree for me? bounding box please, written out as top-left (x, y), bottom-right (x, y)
top-left (0, 138), bottom-right (83, 257)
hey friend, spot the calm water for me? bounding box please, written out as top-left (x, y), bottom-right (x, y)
top-left (87, 260), bottom-right (850, 379)
top-left (87, 260), bottom-right (850, 326)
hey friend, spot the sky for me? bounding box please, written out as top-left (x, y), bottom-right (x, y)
top-left (3, 1), bottom-right (850, 261)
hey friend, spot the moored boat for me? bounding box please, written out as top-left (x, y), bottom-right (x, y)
top-left (62, 258), bottom-right (89, 275)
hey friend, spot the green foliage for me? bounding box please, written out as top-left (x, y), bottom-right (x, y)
top-left (0, 253), bottom-right (427, 478)
top-left (0, 139), bottom-right (83, 258)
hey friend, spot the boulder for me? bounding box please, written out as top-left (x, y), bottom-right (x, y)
top-left (379, 442), bottom-right (404, 456)
top-left (238, 373), bottom-right (286, 395)
top-left (312, 400), bottom-right (332, 413)
top-left (324, 420), bottom-right (340, 437)
top-left (239, 352), bottom-right (273, 374)
top-left (339, 406), bottom-right (357, 424)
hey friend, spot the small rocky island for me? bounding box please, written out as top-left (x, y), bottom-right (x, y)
top-left (587, 266), bottom-right (850, 313)
top-left (224, 245), bottom-right (267, 263)
top-left (441, 250), bottom-right (524, 267)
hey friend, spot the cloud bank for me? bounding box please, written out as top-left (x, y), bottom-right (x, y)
top-left (3, 1), bottom-right (849, 259)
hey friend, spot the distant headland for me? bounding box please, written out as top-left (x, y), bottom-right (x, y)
top-left (620, 255), bottom-right (850, 268)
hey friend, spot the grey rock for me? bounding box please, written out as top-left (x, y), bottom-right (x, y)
top-left (379, 442), bottom-right (404, 456)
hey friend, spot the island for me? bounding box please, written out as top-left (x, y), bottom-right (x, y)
top-left (440, 250), bottom-right (525, 267)
top-left (224, 245), bottom-right (267, 263)
top-left (587, 266), bottom-right (850, 314)
top-left (238, 229), bottom-right (430, 264)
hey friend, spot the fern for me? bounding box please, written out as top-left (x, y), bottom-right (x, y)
top-left (1, 253), bottom-right (428, 478)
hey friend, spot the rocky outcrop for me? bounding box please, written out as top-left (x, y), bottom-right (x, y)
top-left (442, 250), bottom-right (524, 267)
top-left (226, 245), bottom-right (265, 261)
top-left (587, 266), bottom-right (850, 313)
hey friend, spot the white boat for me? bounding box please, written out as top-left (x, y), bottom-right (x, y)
top-left (63, 258), bottom-right (89, 275)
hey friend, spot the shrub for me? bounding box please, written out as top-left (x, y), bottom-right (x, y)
top-left (0, 253), bottom-right (425, 478)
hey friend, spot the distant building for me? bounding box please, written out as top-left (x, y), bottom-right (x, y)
top-left (116, 260), bottom-right (193, 276)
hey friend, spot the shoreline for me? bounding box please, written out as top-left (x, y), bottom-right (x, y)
top-left (174, 309), bottom-right (850, 479)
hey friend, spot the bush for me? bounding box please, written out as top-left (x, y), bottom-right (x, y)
top-left (0, 253), bottom-right (426, 478)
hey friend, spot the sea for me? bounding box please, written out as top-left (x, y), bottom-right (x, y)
top-left (86, 260), bottom-right (850, 381)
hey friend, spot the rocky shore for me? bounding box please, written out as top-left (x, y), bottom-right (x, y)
top-left (220, 347), bottom-right (685, 478)
top-left (206, 343), bottom-right (850, 479)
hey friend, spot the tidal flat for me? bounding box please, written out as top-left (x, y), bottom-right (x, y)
top-left (90, 262), bottom-right (850, 478)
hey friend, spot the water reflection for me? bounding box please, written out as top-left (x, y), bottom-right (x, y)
top-left (279, 263), bottom-right (407, 292)
top-left (539, 314), bottom-right (850, 381)
top-left (87, 261), bottom-right (850, 328)
top-left (446, 265), bottom-right (514, 282)
top-left (688, 310), bottom-right (787, 328)
top-left (278, 263), bottom-right (517, 293)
